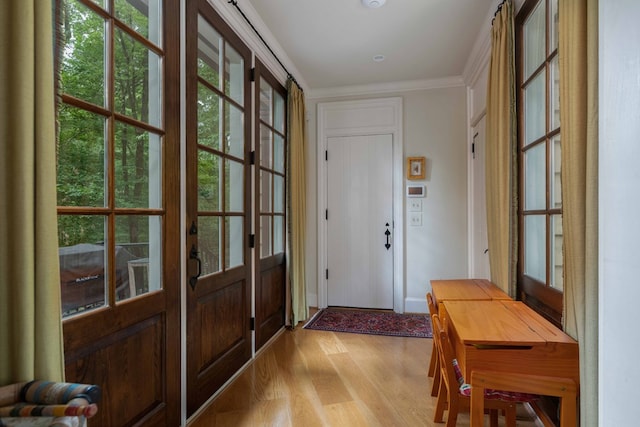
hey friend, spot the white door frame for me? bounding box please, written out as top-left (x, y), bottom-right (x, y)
top-left (317, 97), bottom-right (404, 313)
top-left (469, 111), bottom-right (490, 279)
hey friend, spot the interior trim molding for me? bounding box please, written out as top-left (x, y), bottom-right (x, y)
top-left (308, 76), bottom-right (465, 100)
top-left (316, 97), bottom-right (404, 312)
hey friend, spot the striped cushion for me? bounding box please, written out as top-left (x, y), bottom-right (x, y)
top-left (20, 382), bottom-right (100, 406)
top-left (452, 359), bottom-right (538, 402)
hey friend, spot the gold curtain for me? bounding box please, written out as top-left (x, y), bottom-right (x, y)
top-left (485, 0), bottom-right (517, 296)
top-left (286, 79), bottom-right (308, 327)
top-left (0, 1), bottom-right (65, 384)
top-left (559, 1), bottom-right (599, 425)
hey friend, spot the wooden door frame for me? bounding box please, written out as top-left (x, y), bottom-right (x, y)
top-left (317, 97), bottom-right (404, 313)
top-left (252, 59), bottom-right (287, 351)
top-left (468, 112), bottom-right (490, 279)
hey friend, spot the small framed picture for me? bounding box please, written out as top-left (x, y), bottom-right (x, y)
top-left (407, 157), bottom-right (426, 180)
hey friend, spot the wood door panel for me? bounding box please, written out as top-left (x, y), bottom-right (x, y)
top-left (65, 314), bottom-right (165, 426)
top-left (196, 280), bottom-right (248, 366)
top-left (256, 255), bottom-right (285, 350)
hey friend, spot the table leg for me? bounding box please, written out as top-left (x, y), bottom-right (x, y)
top-left (559, 395), bottom-right (577, 427)
top-left (470, 382), bottom-right (485, 427)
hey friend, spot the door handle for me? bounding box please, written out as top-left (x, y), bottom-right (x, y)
top-left (384, 223), bottom-right (391, 250)
top-left (189, 244), bottom-right (202, 290)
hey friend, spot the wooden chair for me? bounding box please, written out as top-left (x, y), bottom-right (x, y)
top-left (470, 370), bottom-right (578, 427)
top-left (426, 292), bottom-right (440, 397)
top-left (432, 313), bottom-right (533, 427)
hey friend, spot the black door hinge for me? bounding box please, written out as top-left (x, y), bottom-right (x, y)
top-left (325, 209), bottom-right (328, 220)
top-left (249, 234), bottom-right (255, 248)
top-left (250, 317), bottom-right (255, 331)
top-left (472, 142), bottom-right (475, 159)
top-left (325, 150), bottom-right (328, 161)
top-left (249, 150), bottom-right (255, 165)
top-left (326, 269), bottom-right (329, 280)
top-left (249, 67), bottom-right (255, 82)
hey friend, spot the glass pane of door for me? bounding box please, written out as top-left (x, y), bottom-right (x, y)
top-left (274, 134), bottom-right (285, 173)
top-left (524, 1), bottom-right (546, 80)
top-left (550, 214), bottom-right (563, 290)
top-left (524, 215), bottom-right (546, 282)
top-left (115, 0), bottom-right (163, 46)
top-left (198, 84), bottom-right (221, 150)
top-left (197, 16), bottom-right (222, 89)
top-left (59, 1), bottom-right (107, 107)
top-left (57, 106), bottom-right (106, 207)
top-left (225, 45), bottom-right (244, 105)
top-left (58, 215), bottom-right (106, 316)
top-left (525, 72), bottom-right (545, 144)
top-left (524, 143), bottom-right (546, 210)
top-left (199, 216), bottom-right (222, 275)
top-left (550, 134), bottom-right (562, 209)
top-left (258, 78), bottom-right (285, 259)
top-left (550, 56), bottom-right (560, 131)
top-left (114, 28), bottom-right (162, 128)
top-left (259, 78), bottom-right (272, 125)
top-left (196, 14), bottom-right (247, 277)
top-left (225, 101), bottom-right (244, 159)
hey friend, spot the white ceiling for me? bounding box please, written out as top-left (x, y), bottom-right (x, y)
top-left (245, 0), bottom-right (496, 91)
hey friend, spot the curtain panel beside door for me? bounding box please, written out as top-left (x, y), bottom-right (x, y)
top-left (286, 79), bottom-right (308, 327)
top-left (0, 0), bottom-right (65, 384)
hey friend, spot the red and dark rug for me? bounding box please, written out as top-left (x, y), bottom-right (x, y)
top-left (303, 308), bottom-right (432, 338)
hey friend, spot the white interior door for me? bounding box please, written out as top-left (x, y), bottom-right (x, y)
top-left (471, 117), bottom-right (490, 279)
top-left (326, 134), bottom-right (394, 309)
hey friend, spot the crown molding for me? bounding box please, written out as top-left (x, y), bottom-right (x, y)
top-left (307, 76), bottom-right (465, 100)
top-left (462, 30), bottom-right (491, 88)
top-left (462, 0), bottom-right (503, 87)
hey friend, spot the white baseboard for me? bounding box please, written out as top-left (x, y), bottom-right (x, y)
top-left (306, 292), bottom-right (318, 309)
top-left (308, 293), bottom-right (426, 314)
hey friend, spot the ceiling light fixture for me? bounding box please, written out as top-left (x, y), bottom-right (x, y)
top-left (362, 0), bottom-right (386, 9)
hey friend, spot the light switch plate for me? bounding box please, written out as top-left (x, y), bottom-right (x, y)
top-left (409, 212), bottom-right (422, 226)
top-left (408, 199), bottom-right (422, 212)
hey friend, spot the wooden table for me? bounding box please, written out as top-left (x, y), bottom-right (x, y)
top-left (440, 300), bottom-right (579, 427)
top-left (430, 279), bottom-right (511, 309)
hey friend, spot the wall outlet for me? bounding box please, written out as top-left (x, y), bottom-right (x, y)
top-left (409, 212), bottom-right (422, 226)
top-left (408, 199), bottom-right (422, 212)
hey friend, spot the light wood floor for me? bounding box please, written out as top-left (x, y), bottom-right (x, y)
top-left (188, 319), bottom-right (541, 427)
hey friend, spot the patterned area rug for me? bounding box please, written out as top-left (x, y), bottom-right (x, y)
top-left (303, 308), bottom-right (432, 338)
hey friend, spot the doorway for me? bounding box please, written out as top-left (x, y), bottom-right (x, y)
top-left (326, 135), bottom-right (394, 309)
top-left (327, 135), bottom-right (393, 309)
top-left (470, 115), bottom-right (490, 279)
top-left (317, 98), bottom-right (404, 312)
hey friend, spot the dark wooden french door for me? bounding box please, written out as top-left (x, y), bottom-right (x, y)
top-left (185, 0), bottom-right (253, 415)
top-left (254, 61), bottom-right (287, 350)
top-left (59, 0), bottom-right (181, 425)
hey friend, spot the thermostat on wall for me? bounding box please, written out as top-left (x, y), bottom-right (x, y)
top-left (406, 184), bottom-right (426, 198)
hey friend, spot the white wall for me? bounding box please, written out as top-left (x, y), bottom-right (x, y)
top-left (306, 86), bottom-right (469, 313)
top-left (599, 2), bottom-right (640, 425)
